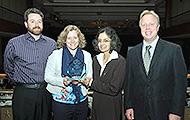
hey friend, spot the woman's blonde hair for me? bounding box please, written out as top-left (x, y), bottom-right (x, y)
top-left (57, 25), bottom-right (86, 49)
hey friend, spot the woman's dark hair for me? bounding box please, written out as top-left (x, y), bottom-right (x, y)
top-left (92, 26), bottom-right (122, 53)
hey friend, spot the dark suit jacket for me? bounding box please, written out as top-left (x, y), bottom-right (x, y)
top-left (91, 54), bottom-right (126, 120)
top-left (124, 38), bottom-right (187, 120)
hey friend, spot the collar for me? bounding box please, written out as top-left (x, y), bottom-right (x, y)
top-left (142, 36), bottom-right (159, 59)
top-left (25, 32), bottom-right (46, 42)
top-left (96, 50), bottom-right (119, 66)
top-left (143, 36), bottom-right (159, 48)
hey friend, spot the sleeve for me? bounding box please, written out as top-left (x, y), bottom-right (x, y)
top-left (44, 50), bottom-right (66, 88)
top-left (85, 52), bottom-right (93, 79)
top-left (124, 50), bottom-right (134, 110)
top-left (91, 57), bottom-right (126, 96)
top-left (170, 45), bottom-right (187, 116)
top-left (4, 40), bottom-right (15, 81)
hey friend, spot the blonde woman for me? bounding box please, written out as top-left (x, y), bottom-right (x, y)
top-left (45, 25), bottom-right (92, 120)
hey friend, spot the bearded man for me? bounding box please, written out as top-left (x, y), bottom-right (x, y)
top-left (4, 8), bottom-right (57, 120)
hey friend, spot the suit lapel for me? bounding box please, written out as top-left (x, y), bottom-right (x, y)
top-left (134, 39), bottom-right (165, 79)
top-left (149, 38), bottom-right (165, 76)
top-left (135, 43), bottom-right (147, 76)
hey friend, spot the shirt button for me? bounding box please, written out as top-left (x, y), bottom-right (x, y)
top-left (37, 56), bottom-right (39, 58)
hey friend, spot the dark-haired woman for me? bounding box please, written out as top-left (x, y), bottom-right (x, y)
top-left (90, 27), bottom-right (126, 120)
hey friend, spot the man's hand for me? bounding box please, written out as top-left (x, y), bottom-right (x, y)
top-left (125, 108), bottom-right (134, 120)
top-left (169, 113), bottom-right (181, 120)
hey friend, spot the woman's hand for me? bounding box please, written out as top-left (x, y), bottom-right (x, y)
top-left (80, 76), bottom-right (91, 87)
top-left (125, 108), bottom-right (134, 120)
top-left (63, 76), bottom-right (72, 86)
top-left (64, 76), bottom-right (92, 86)
top-left (71, 76), bottom-right (80, 85)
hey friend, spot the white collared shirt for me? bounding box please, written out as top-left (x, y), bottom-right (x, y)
top-left (96, 50), bottom-right (119, 76)
top-left (142, 36), bottom-right (159, 61)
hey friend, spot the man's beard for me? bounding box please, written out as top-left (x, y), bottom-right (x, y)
top-left (28, 26), bottom-right (43, 35)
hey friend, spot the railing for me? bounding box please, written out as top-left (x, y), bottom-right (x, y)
top-left (0, 6), bottom-right (23, 25)
top-left (170, 10), bottom-right (190, 26)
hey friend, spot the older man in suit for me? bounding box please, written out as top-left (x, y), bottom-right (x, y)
top-left (124, 10), bottom-right (187, 120)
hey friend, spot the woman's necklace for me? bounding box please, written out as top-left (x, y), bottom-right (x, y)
top-left (103, 54), bottom-right (110, 65)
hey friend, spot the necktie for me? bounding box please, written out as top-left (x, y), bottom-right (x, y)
top-left (143, 45), bottom-right (151, 75)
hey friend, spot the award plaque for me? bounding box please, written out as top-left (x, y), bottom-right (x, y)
top-left (67, 57), bottom-right (86, 81)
